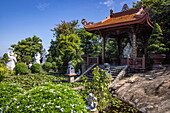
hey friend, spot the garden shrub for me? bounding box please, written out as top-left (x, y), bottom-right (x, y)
top-left (15, 63), bottom-right (29, 75)
top-left (0, 83), bottom-right (25, 112)
top-left (6, 83), bottom-right (87, 113)
top-left (0, 63), bottom-right (8, 82)
top-left (31, 63), bottom-right (42, 73)
top-left (51, 62), bottom-right (57, 71)
top-left (42, 62), bottom-right (52, 72)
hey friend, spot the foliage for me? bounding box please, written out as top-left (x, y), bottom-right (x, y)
top-left (81, 66), bottom-right (112, 111)
top-left (0, 64), bottom-right (8, 82)
top-left (0, 53), bottom-right (8, 64)
top-left (147, 23), bottom-right (169, 54)
top-left (31, 63), bottom-right (42, 73)
top-left (6, 83), bottom-right (87, 113)
top-left (77, 28), bottom-right (102, 57)
top-left (55, 34), bottom-right (83, 73)
top-left (22, 55), bottom-right (32, 65)
top-left (106, 38), bottom-right (117, 59)
top-left (0, 83), bottom-right (25, 112)
top-left (133, 0), bottom-right (170, 58)
top-left (48, 20), bottom-right (84, 73)
top-left (51, 62), bottom-right (57, 71)
top-left (10, 35), bottom-right (43, 62)
top-left (42, 62), bottom-right (52, 72)
top-left (15, 63), bottom-right (29, 75)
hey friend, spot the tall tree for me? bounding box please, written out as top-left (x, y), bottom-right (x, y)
top-left (10, 35), bottom-right (43, 62)
top-left (77, 28), bottom-right (102, 57)
top-left (48, 20), bottom-right (83, 73)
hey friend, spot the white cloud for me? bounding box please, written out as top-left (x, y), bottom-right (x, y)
top-left (36, 3), bottom-right (49, 11)
top-left (100, 0), bottom-right (114, 9)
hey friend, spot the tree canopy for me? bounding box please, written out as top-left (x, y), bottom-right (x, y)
top-left (10, 35), bottom-right (43, 62)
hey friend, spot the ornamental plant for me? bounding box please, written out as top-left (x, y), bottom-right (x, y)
top-left (147, 23), bottom-right (169, 55)
top-left (0, 63), bottom-right (8, 82)
top-left (42, 62), bottom-right (52, 72)
top-left (6, 83), bottom-right (87, 113)
top-left (15, 63), bottom-right (29, 75)
top-left (0, 83), bottom-right (25, 113)
top-left (81, 66), bottom-right (112, 111)
top-left (31, 63), bottom-right (42, 73)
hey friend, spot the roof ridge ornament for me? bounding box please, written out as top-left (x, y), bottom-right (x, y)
top-left (122, 4), bottom-right (129, 12)
top-left (81, 19), bottom-right (94, 25)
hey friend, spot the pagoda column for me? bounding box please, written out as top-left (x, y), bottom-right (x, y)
top-left (102, 36), bottom-right (106, 64)
top-left (132, 29), bottom-right (137, 58)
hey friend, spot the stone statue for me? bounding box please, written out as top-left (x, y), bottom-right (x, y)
top-left (66, 62), bottom-right (76, 75)
top-left (123, 43), bottom-right (132, 58)
top-left (41, 49), bottom-right (47, 65)
top-left (6, 51), bottom-right (17, 70)
top-left (34, 52), bottom-right (41, 64)
top-left (104, 63), bottom-right (112, 75)
top-left (87, 93), bottom-right (98, 111)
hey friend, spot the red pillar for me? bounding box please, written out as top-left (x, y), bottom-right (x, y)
top-left (102, 36), bottom-right (106, 64)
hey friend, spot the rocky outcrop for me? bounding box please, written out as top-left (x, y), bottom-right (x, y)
top-left (110, 67), bottom-right (170, 113)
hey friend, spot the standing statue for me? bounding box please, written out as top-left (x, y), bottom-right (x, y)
top-left (123, 43), bottom-right (132, 58)
top-left (66, 62), bottom-right (76, 75)
top-left (41, 49), bottom-right (47, 65)
top-left (86, 93), bottom-right (98, 111)
top-left (6, 51), bottom-right (17, 70)
top-left (34, 52), bottom-right (41, 64)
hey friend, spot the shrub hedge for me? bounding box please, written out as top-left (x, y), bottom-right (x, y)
top-left (15, 63), bottom-right (29, 75)
top-left (42, 62), bottom-right (52, 72)
top-left (31, 63), bottom-right (42, 73)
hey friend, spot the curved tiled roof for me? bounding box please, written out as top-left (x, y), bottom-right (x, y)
top-left (83, 8), bottom-right (153, 31)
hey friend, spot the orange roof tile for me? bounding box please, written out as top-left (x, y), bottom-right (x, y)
top-left (83, 8), bottom-right (153, 31)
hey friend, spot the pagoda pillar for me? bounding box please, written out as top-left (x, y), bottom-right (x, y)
top-left (132, 29), bottom-right (137, 58)
top-left (102, 36), bottom-right (106, 64)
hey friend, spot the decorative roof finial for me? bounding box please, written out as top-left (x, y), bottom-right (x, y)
top-left (122, 4), bottom-right (129, 11)
top-left (81, 19), bottom-right (94, 25)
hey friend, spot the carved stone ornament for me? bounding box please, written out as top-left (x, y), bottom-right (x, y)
top-left (122, 4), bottom-right (129, 11)
top-left (81, 19), bottom-right (94, 25)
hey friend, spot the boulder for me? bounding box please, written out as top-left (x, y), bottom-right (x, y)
top-left (110, 67), bottom-right (170, 113)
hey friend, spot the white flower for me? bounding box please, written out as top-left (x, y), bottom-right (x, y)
top-left (55, 106), bottom-right (61, 108)
top-left (60, 108), bottom-right (64, 112)
top-left (41, 109), bottom-right (43, 111)
top-left (16, 106), bottom-right (19, 108)
top-left (42, 104), bottom-right (45, 107)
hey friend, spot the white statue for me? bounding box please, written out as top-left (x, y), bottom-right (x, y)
top-left (6, 51), bottom-right (17, 70)
top-left (41, 49), bottom-right (47, 65)
top-left (34, 52), bottom-right (41, 64)
top-left (86, 93), bottom-right (98, 111)
top-left (123, 43), bottom-right (132, 58)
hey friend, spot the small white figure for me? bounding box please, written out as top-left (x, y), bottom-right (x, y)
top-left (34, 52), bottom-right (41, 64)
top-left (87, 93), bottom-right (98, 111)
top-left (41, 49), bottom-right (47, 65)
top-left (123, 43), bottom-right (132, 58)
top-left (6, 51), bottom-right (17, 70)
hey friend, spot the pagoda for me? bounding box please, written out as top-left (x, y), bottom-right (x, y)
top-left (82, 4), bottom-right (153, 70)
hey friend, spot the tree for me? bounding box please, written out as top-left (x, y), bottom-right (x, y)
top-left (147, 23), bottom-right (169, 55)
top-left (48, 20), bottom-right (83, 73)
top-left (55, 34), bottom-right (83, 73)
top-left (77, 28), bottom-right (102, 57)
top-left (10, 36), bottom-right (43, 62)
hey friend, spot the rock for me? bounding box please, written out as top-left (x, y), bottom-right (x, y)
top-left (110, 67), bottom-right (170, 113)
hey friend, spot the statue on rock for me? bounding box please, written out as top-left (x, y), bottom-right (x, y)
top-left (86, 93), bottom-right (98, 111)
top-left (34, 52), bottom-right (41, 64)
top-left (123, 43), bottom-right (132, 58)
top-left (6, 51), bottom-right (17, 70)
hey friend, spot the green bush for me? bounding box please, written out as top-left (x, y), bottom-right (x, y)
top-left (51, 62), bottom-right (57, 71)
top-left (0, 83), bottom-right (25, 112)
top-left (31, 63), bottom-right (42, 73)
top-left (15, 63), bottom-right (29, 75)
top-left (22, 55), bottom-right (32, 65)
top-left (6, 83), bottom-right (87, 113)
top-left (0, 63), bottom-right (8, 82)
top-left (42, 62), bottom-right (52, 72)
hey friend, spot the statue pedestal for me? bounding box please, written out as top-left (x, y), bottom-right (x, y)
top-left (65, 73), bottom-right (77, 82)
top-left (88, 109), bottom-right (98, 113)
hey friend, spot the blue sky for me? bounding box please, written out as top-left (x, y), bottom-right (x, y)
top-left (0, 0), bottom-right (138, 57)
